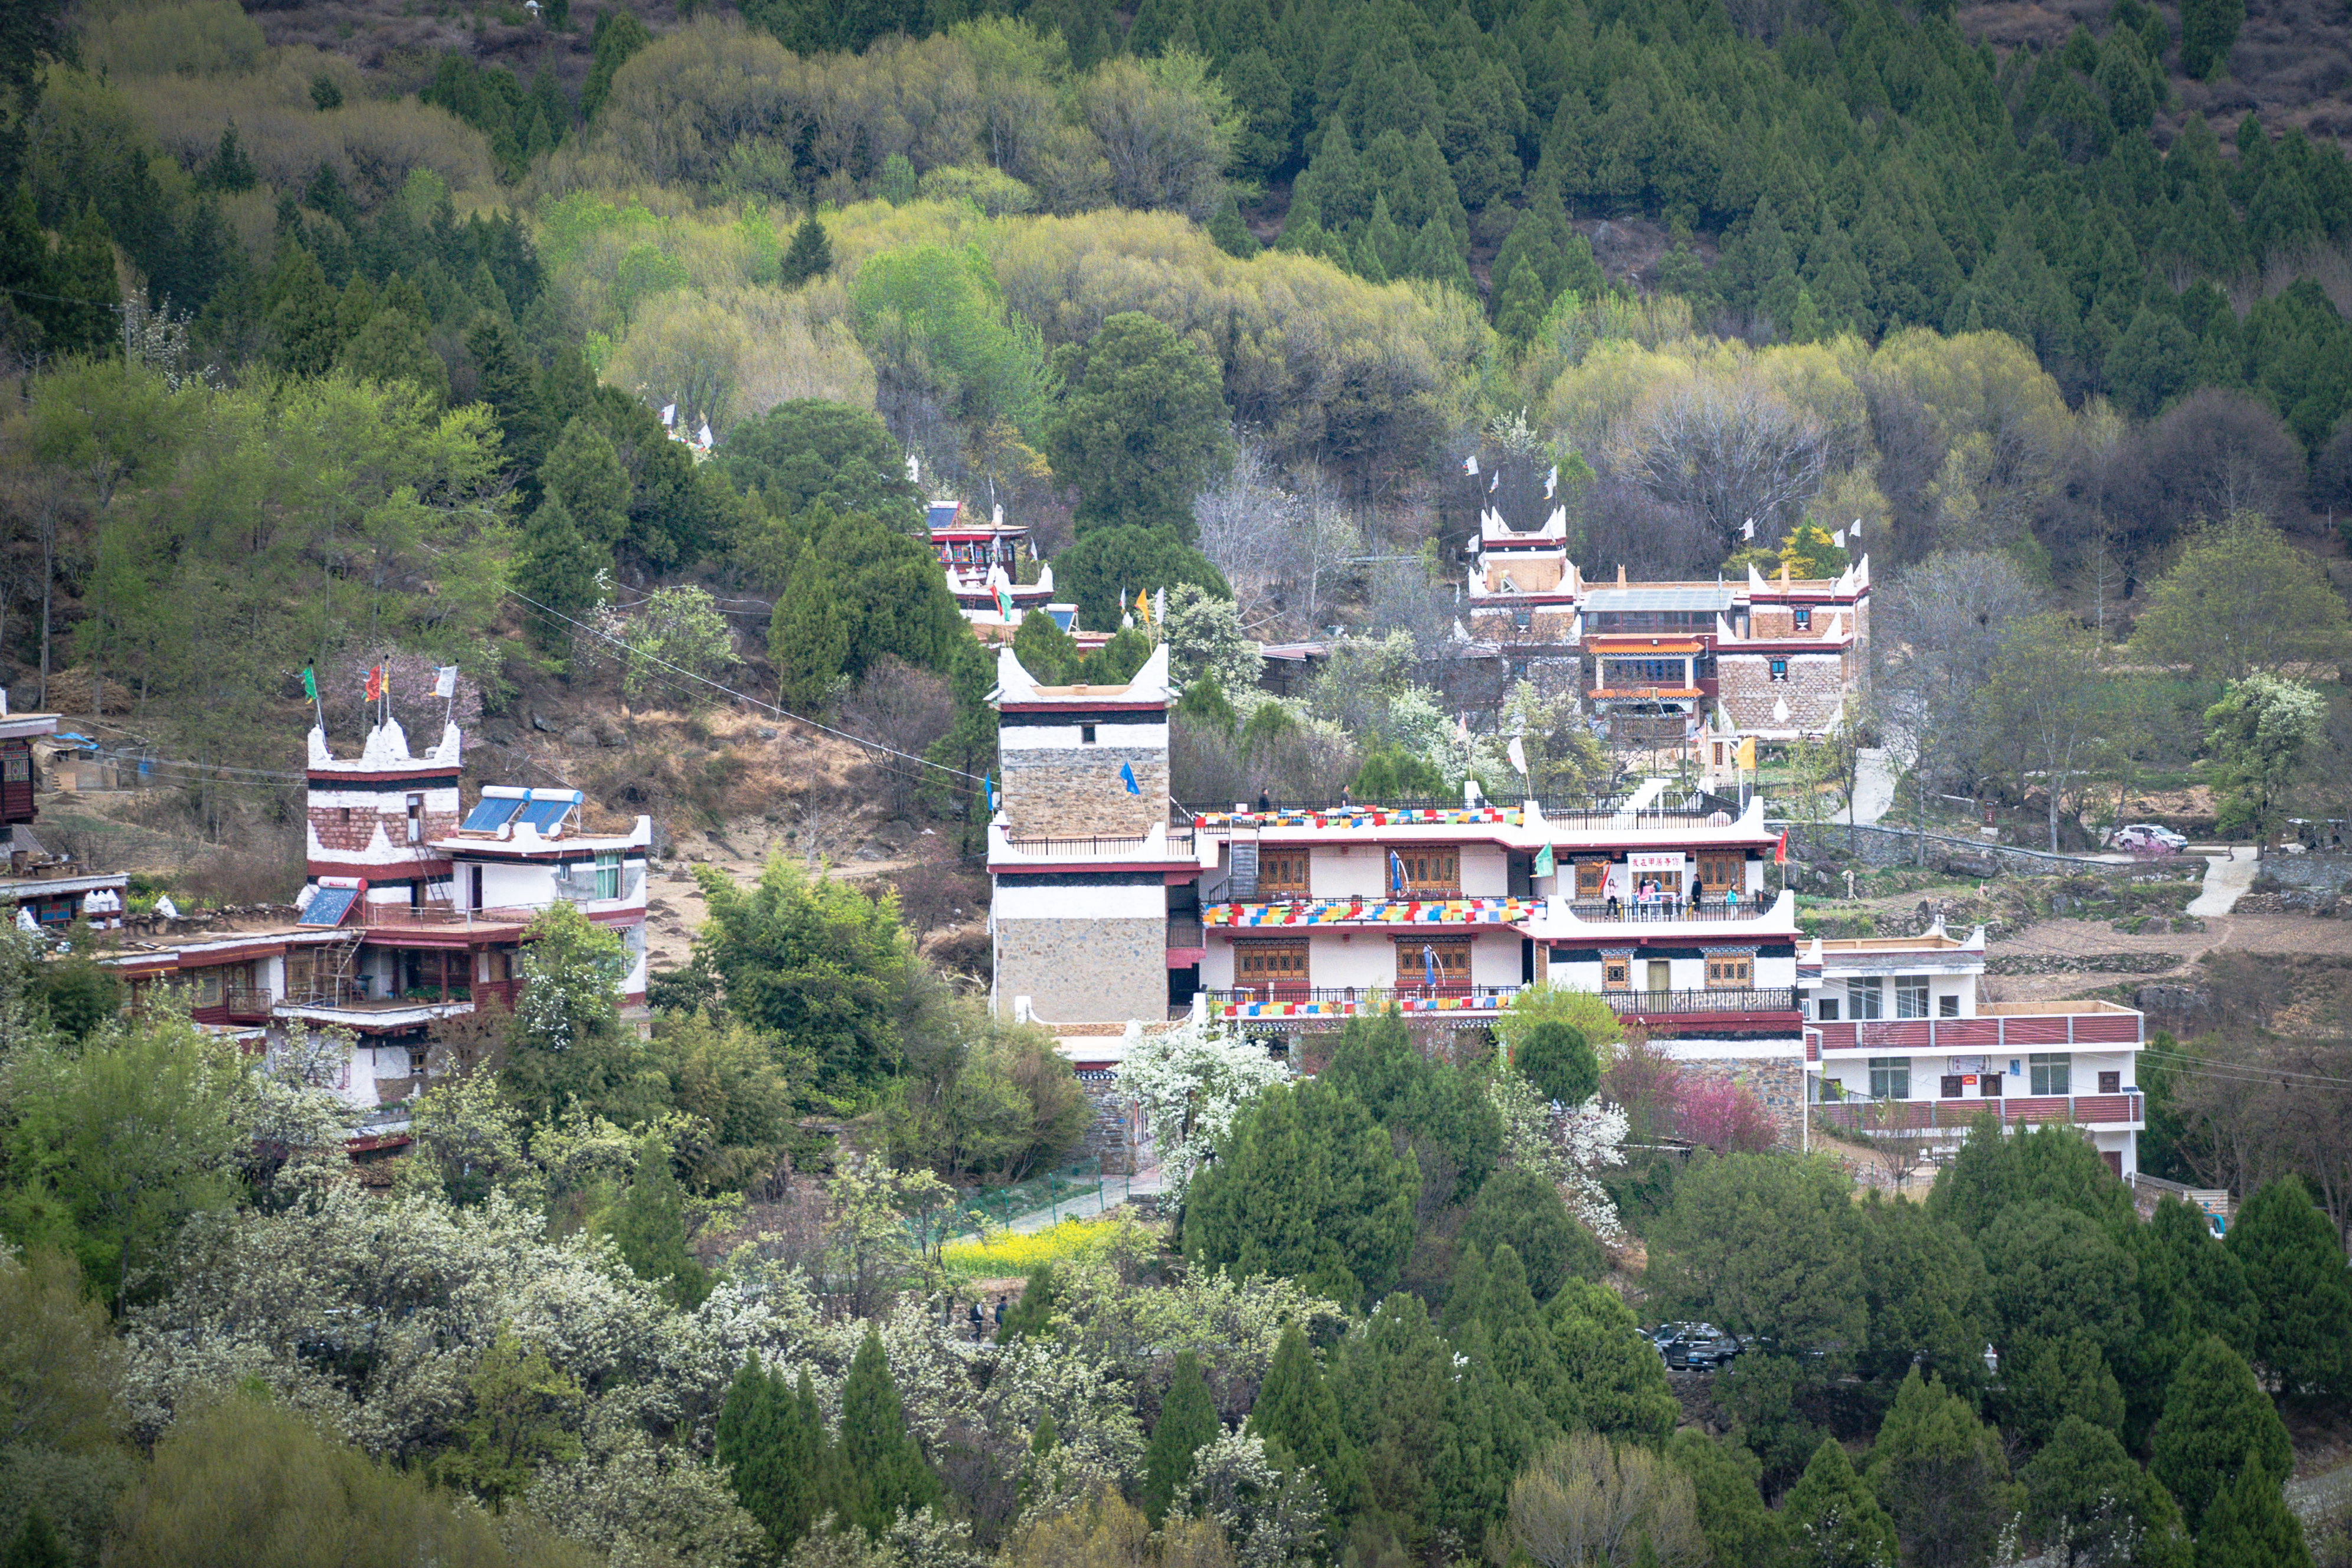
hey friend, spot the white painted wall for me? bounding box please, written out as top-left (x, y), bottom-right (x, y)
top-left (993, 879), bottom-right (1164, 920)
top-left (1310, 845), bottom-right (1386, 899)
top-left (1460, 847), bottom-right (1509, 896)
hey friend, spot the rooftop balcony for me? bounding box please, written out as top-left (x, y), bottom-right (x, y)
top-left (1207, 982), bottom-right (1798, 1025)
top-left (989, 824), bottom-right (1205, 868)
top-left (1810, 1093), bottom-right (2144, 1133)
top-left (1808, 1001), bottom-right (2141, 1060)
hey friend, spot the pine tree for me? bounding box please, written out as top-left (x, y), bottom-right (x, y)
top-left (1406, 214), bottom-right (1472, 292)
top-left (833, 1330), bottom-right (939, 1537)
top-left (720, 1359), bottom-right (827, 1556)
top-left (1780, 1436), bottom-right (1900, 1568)
top-left (1512, 1021), bottom-right (1597, 1107)
top-left (47, 207), bottom-right (119, 357)
top-left (2227, 1176), bottom-right (2352, 1399)
top-left (1208, 190), bottom-right (1261, 258)
top-left (2151, 1335), bottom-right (2294, 1532)
top-left (514, 495), bottom-right (608, 649)
top-left (2193, 1446), bottom-right (2311, 1568)
top-left (466, 315), bottom-right (554, 477)
top-left (265, 240), bottom-right (342, 377)
top-left (997, 1263), bottom-right (1056, 1341)
top-left (1247, 1323), bottom-right (1359, 1514)
top-left (1143, 1351), bottom-right (1219, 1523)
top-left (1448, 1244), bottom-right (1562, 1441)
top-left (781, 214), bottom-right (834, 287)
top-left (2020, 1416), bottom-right (2193, 1568)
top-left (1865, 1367), bottom-right (2008, 1568)
top-left (1011, 604), bottom-right (1081, 685)
top-left (770, 548), bottom-right (849, 715)
top-left (1302, 115), bottom-right (1368, 233)
top-left (1493, 254), bottom-right (1548, 345)
top-left (1668, 1430), bottom-right (1788, 1568)
top-left (197, 122), bottom-right (257, 193)
top-left (2179, 0), bottom-right (2243, 80)
top-left (603, 1133), bottom-right (709, 1308)
top-left (1361, 193), bottom-right (1404, 281)
top-left (541, 415), bottom-right (631, 552)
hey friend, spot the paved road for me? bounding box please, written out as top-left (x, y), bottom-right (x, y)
top-left (1836, 747), bottom-right (1896, 826)
top-left (2187, 846), bottom-right (2260, 918)
top-left (1003, 1166), bottom-right (1165, 1233)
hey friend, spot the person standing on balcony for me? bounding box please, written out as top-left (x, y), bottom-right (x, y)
top-left (1690, 876), bottom-right (1704, 915)
top-left (1725, 883), bottom-right (1739, 916)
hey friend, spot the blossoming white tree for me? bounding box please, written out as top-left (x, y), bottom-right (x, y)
top-left (1112, 1014), bottom-right (1288, 1203)
top-left (1489, 1069), bottom-right (1629, 1245)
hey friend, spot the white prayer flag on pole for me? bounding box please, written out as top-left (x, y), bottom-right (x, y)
top-left (1462, 453), bottom-right (1479, 476)
top-left (1507, 735), bottom-right (1527, 776)
top-left (698, 420), bottom-right (714, 448)
top-left (1543, 464), bottom-right (1558, 499)
top-left (1741, 517), bottom-right (1755, 540)
top-left (660, 402), bottom-right (675, 427)
top-left (1488, 472), bottom-right (1499, 492)
top-left (434, 666), bottom-right (457, 698)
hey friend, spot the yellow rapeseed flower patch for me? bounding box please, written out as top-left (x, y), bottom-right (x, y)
top-left (940, 1217), bottom-right (1118, 1279)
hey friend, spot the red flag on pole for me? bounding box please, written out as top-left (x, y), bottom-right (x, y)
top-left (1774, 830), bottom-right (1787, 865)
top-left (365, 667), bottom-right (384, 702)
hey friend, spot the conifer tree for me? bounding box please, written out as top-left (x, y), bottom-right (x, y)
top-left (1011, 605), bottom-right (1081, 686)
top-left (338, 307), bottom-right (449, 404)
top-left (2020, 1416), bottom-right (2192, 1568)
top-left (1247, 1323), bottom-right (1360, 1515)
top-left (2123, 1196), bottom-right (2257, 1445)
top-left (1512, 1020), bottom-right (1598, 1108)
top-left (514, 495), bottom-right (607, 650)
top-left (603, 1132), bottom-right (709, 1308)
top-left (770, 549), bottom-right (849, 714)
top-left (1865, 1367), bottom-right (2008, 1568)
top-left (1667, 1430), bottom-right (1788, 1568)
top-left (997, 1262), bottom-right (1055, 1341)
top-left (265, 240), bottom-right (342, 377)
top-left (2192, 1446), bottom-right (2311, 1568)
top-left (1430, 1319), bottom-right (1529, 1546)
top-left (1779, 1436), bottom-right (1900, 1568)
top-left (719, 1353), bottom-right (824, 1558)
top-left (1143, 1350), bottom-right (1219, 1523)
top-left (1361, 194), bottom-right (1404, 281)
top-left (541, 415), bottom-right (632, 553)
top-left (2151, 1335), bottom-right (2294, 1532)
top-left (1208, 190), bottom-right (1261, 258)
top-left (48, 208), bottom-right (119, 356)
top-left (197, 122), bottom-right (257, 193)
top-left (2226, 1176), bottom-right (2352, 1399)
top-left (466, 315), bottom-right (555, 476)
top-left (833, 1330), bottom-right (939, 1537)
top-left (780, 214), bottom-right (833, 287)
top-left (2179, 0), bottom-right (2243, 80)
top-left (1548, 1279), bottom-right (1680, 1444)
top-left (1493, 254), bottom-right (1548, 346)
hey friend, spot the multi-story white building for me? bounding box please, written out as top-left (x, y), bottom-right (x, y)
top-left (984, 643), bottom-right (2143, 1163)
top-left (1460, 501), bottom-right (1871, 753)
top-left (1801, 930), bottom-right (2146, 1176)
top-left (103, 716), bottom-right (652, 1139)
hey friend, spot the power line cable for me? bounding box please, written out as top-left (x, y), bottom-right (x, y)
top-left (506, 588), bottom-right (988, 785)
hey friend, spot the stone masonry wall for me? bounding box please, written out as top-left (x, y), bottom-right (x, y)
top-left (308, 804), bottom-right (460, 856)
top-left (1002, 748), bottom-right (1168, 836)
top-left (1075, 1079), bottom-right (1144, 1173)
top-left (997, 915), bottom-right (1165, 1026)
top-left (1717, 653), bottom-right (1847, 733)
top-left (1785, 823), bottom-right (2137, 878)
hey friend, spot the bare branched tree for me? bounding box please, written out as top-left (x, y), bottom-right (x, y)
top-left (1608, 375), bottom-right (1830, 552)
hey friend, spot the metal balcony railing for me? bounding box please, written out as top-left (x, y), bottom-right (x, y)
top-left (1602, 986), bottom-right (1799, 1016)
top-left (1563, 899), bottom-right (1761, 922)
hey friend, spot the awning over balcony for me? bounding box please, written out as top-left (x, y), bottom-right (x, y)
top-left (1205, 897), bottom-right (1538, 927)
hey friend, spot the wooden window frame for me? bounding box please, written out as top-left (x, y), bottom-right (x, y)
top-left (1395, 937), bottom-right (1472, 989)
top-left (1705, 955), bottom-right (1753, 987)
top-left (1395, 848), bottom-right (1461, 896)
top-left (1602, 958), bottom-right (1630, 990)
top-left (1696, 853), bottom-right (1743, 894)
top-left (1258, 850), bottom-right (1311, 898)
top-left (1574, 859), bottom-right (1609, 898)
top-left (1235, 940), bottom-right (1310, 992)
